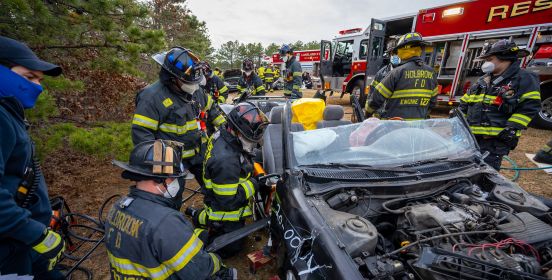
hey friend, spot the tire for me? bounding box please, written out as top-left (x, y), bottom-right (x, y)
top-left (349, 79), bottom-right (366, 108)
top-left (530, 85), bottom-right (552, 130)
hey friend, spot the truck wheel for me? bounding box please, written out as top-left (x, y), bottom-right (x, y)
top-left (350, 80), bottom-right (366, 108)
top-left (530, 87), bottom-right (552, 130)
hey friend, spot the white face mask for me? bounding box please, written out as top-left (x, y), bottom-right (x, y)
top-left (481, 61), bottom-right (496, 74)
top-left (238, 135), bottom-right (257, 153)
top-left (390, 55), bottom-right (401, 66)
top-left (281, 55), bottom-right (289, 62)
top-left (180, 82), bottom-right (199, 94)
top-left (156, 178), bottom-right (181, 198)
top-left (199, 76), bottom-right (206, 86)
top-left (244, 70), bottom-right (253, 76)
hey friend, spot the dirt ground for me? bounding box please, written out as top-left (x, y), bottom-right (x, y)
top-left (44, 89), bottom-right (552, 279)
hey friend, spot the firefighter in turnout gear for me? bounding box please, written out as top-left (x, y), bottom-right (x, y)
top-left (187, 103), bottom-right (269, 258)
top-left (131, 47), bottom-right (226, 187)
top-left (106, 140), bottom-right (237, 280)
top-left (0, 36), bottom-right (64, 279)
top-left (257, 64), bottom-right (266, 84)
top-left (199, 61), bottom-right (229, 104)
top-left (264, 64), bottom-right (275, 92)
top-left (366, 32), bottom-right (438, 120)
top-left (279, 44), bottom-right (303, 99)
top-left (459, 39), bottom-right (541, 170)
top-left (365, 49), bottom-right (400, 116)
top-left (237, 58), bottom-right (266, 97)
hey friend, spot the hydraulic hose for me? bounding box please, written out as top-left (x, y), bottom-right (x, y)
top-left (500, 156), bottom-right (552, 182)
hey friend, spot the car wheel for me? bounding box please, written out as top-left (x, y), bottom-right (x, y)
top-left (530, 85), bottom-right (552, 130)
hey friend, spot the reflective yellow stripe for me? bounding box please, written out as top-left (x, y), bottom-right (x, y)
top-left (293, 72), bottom-right (302, 77)
top-left (219, 86), bottom-right (228, 94)
top-left (32, 231), bottom-right (61, 253)
top-left (198, 209), bottom-right (207, 226)
top-left (520, 91), bottom-right (541, 101)
top-left (205, 95), bottom-right (214, 110)
top-left (390, 92), bottom-right (432, 99)
top-left (292, 85), bottom-right (300, 90)
top-left (204, 177), bottom-right (254, 197)
top-left (255, 85), bottom-right (265, 93)
top-left (193, 228), bottom-right (205, 237)
top-left (159, 120), bottom-right (198, 135)
top-left (213, 114), bottom-right (225, 126)
top-left (107, 234), bottom-right (202, 279)
top-left (242, 180), bottom-right (255, 199)
top-left (371, 80), bottom-right (380, 87)
top-left (469, 126), bottom-right (521, 136)
top-left (182, 149), bottom-right (196, 159)
top-left (375, 83), bottom-right (392, 98)
top-left (460, 94), bottom-right (470, 102)
top-left (209, 253), bottom-right (221, 275)
top-left (132, 114), bottom-right (159, 130)
top-left (432, 86), bottom-right (439, 96)
top-left (217, 96), bottom-right (226, 103)
top-left (508, 113), bottom-right (532, 127)
top-left (206, 206), bottom-right (252, 221)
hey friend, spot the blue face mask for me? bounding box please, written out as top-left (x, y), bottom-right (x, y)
top-left (390, 55), bottom-right (401, 66)
top-left (0, 65), bottom-right (43, 109)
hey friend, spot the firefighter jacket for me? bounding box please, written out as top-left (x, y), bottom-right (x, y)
top-left (284, 56), bottom-right (303, 99)
top-left (0, 97), bottom-right (51, 249)
top-left (131, 80), bottom-right (226, 160)
top-left (366, 57), bottom-right (438, 120)
top-left (264, 68), bottom-right (274, 83)
top-left (366, 64), bottom-right (393, 112)
top-left (105, 187), bottom-right (222, 280)
top-left (199, 129), bottom-right (258, 224)
top-left (274, 68), bottom-right (280, 79)
top-left (237, 74), bottom-right (266, 96)
top-left (257, 66), bottom-right (265, 81)
top-left (459, 61), bottom-right (541, 136)
top-left (203, 73), bottom-right (228, 104)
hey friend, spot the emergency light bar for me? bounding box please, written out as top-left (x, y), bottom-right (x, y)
top-left (339, 28), bottom-right (363, 35)
top-left (442, 7), bottom-right (464, 17)
top-left (422, 13), bottom-right (436, 23)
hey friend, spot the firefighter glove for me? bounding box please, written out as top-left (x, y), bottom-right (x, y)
top-left (32, 229), bottom-right (65, 271)
top-left (498, 126), bottom-right (519, 145)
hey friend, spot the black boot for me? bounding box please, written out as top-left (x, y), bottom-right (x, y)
top-left (534, 150), bottom-right (552, 164)
top-left (211, 267), bottom-right (237, 280)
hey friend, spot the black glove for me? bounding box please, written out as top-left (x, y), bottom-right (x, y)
top-left (31, 229), bottom-right (65, 271)
top-left (211, 267), bottom-right (237, 280)
top-left (497, 127), bottom-right (519, 147)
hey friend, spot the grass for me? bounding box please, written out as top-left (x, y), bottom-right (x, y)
top-left (32, 122), bottom-right (133, 161)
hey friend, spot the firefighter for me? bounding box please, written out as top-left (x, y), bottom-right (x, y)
top-left (279, 44), bottom-right (303, 99)
top-left (214, 67), bottom-right (223, 78)
top-left (237, 58), bottom-right (266, 97)
top-left (534, 139), bottom-right (552, 164)
top-left (200, 61), bottom-right (229, 104)
top-left (0, 36), bottom-right (64, 278)
top-left (187, 102), bottom-right (269, 258)
top-left (131, 47), bottom-right (226, 187)
top-left (264, 64), bottom-right (275, 92)
top-left (365, 49), bottom-right (400, 116)
top-left (257, 63), bottom-right (266, 84)
top-left (107, 140), bottom-right (237, 280)
top-left (459, 39), bottom-right (541, 170)
top-left (365, 32), bottom-right (438, 120)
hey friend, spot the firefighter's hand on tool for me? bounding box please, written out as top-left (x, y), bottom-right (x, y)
top-left (32, 229), bottom-right (65, 271)
top-left (498, 126), bottom-right (518, 144)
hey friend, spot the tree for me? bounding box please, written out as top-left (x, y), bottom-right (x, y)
top-left (148, 0), bottom-right (213, 58)
top-left (0, 0), bottom-right (165, 75)
top-left (239, 42), bottom-right (264, 66)
top-left (303, 40), bottom-right (320, 50)
top-left (265, 43), bottom-right (280, 56)
top-left (215, 40), bottom-right (241, 69)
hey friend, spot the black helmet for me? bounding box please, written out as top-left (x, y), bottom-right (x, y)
top-left (226, 102), bottom-right (269, 142)
top-left (113, 140), bottom-right (186, 179)
top-left (152, 47), bottom-right (202, 83)
top-left (476, 39), bottom-right (530, 61)
top-left (198, 61), bottom-right (213, 77)
top-left (242, 58), bottom-right (254, 72)
top-left (393, 32), bottom-right (428, 52)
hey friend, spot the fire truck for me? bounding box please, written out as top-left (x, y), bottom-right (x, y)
top-left (319, 0), bottom-right (552, 128)
top-left (272, 49), bottom-right (324, 74)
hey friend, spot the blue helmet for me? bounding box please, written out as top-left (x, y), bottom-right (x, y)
top-left (152, 47), bottom-right (202, 84)
top-left (279, 44), bottom-right (293, 57)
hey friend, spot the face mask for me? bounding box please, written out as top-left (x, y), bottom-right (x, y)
top-left (281, 55), bottom-right (289, 63)
top-left (155, 178), bottom-right (181, 199)
top-left (481, 61), bottom-right (496, 74)
top-left (199, 76), bottom-right (206, 86)
top-left (238, 134), bottom-right (257, 153)
top-left (244, 70), bottom-right (253, 76)
top-left (390, 55), bottom-right (401, 66)
top-left (0, 65), bottom-right (43, 109)
top-left (180, 81), bottom-right (199, 94)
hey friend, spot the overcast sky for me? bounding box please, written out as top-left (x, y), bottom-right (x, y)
top-left (187, 0), bottom-right (459, 49)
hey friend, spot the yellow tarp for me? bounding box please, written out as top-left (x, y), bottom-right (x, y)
top-left (291, 98), bottom-right (325, 130)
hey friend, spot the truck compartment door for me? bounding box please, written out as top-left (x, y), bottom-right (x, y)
top-left (320, 40), bottom-right (333, 77)
top-left (365, 19), bottom-right (386, 77)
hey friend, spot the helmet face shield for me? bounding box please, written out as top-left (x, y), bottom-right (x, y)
top-left (153, 47), bottom-right (202, 84)
top-left (228, 102), bottom-right (269, 142)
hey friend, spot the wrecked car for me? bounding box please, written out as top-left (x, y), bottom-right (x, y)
top-left (261, 102), bottom-right (552, 280)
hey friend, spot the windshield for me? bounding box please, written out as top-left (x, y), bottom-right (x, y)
top-left (292, 118), bottom-right (477, 168)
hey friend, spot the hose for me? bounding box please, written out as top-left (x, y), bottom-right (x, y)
top-left (500, 156), bottom-right (552, 182)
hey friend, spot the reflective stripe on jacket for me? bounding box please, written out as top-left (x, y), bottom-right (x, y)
top-left (237, 74), bottom-right (266, 96)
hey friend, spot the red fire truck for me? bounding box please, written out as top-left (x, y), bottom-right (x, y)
top-left (272, 49), bottom-right (326, 74)
top-left (319, 0), bottom-right (552, 128)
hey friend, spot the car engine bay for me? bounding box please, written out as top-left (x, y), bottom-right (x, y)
top-left (312, 176), bottom-right (552, 280)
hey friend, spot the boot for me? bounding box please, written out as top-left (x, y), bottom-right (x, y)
top-left (212, 267), bottom-right (237, 280)
top-left (533, 140), bottom-right (552, 164)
